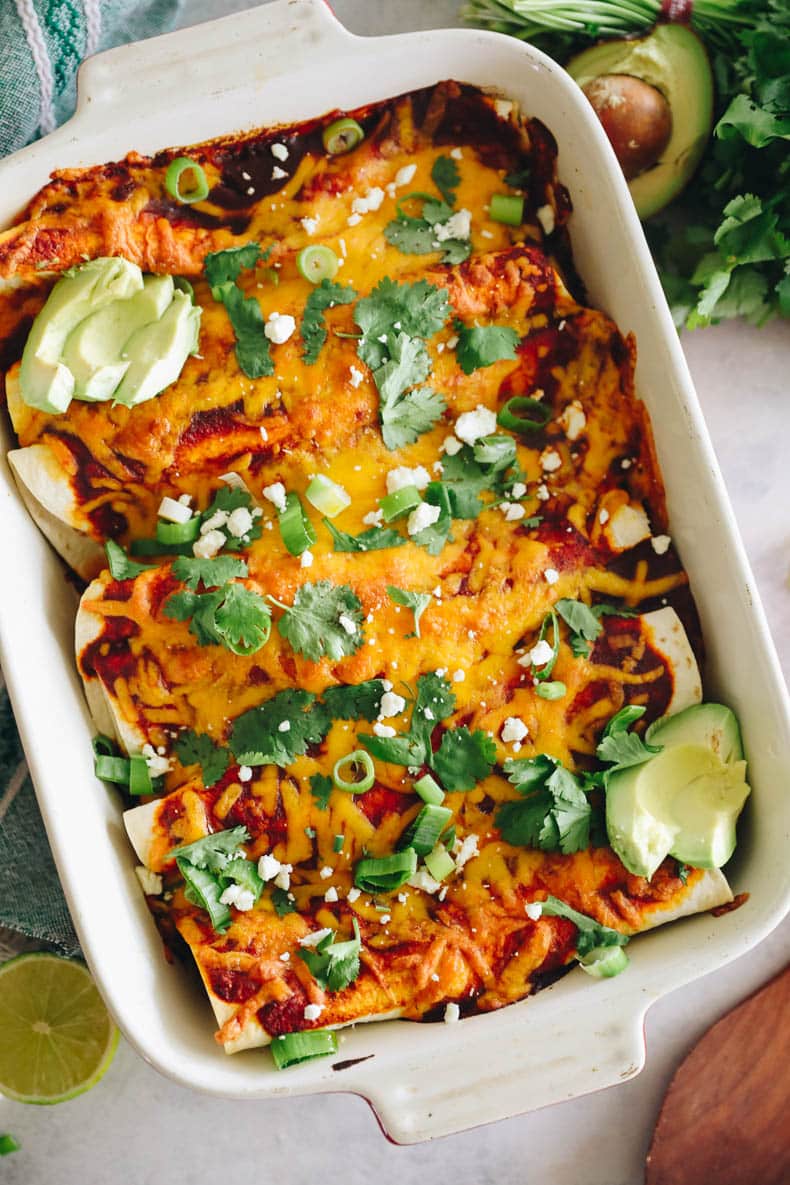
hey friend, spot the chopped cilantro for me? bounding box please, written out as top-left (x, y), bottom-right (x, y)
top-left (271, 580), bottom-right (364, 663)
top-left (211, 583), bottom-right (273, 655)
top-left (555, 598), bottom-right (603, 658)
top-left (539, 896), bottom-right (628, 958)
top-left (497, 756), bottom-right (592, 854)
top-left (383, 191), bottom-right (471, 266)
top-left (455, 323), bottom-right (520, 374)
top-left (430, 727), bottom-right (496, 792)
top-left (386, 585), bottom-right (432, 637)
top-left (596, 728), bottom-right (661, 775)
top-left (504, 164), bottom-right (531, 189)
top-left (432, 155), bottom-right (461, 205)
top-left (310, 772), bottom-right (334, 809)
top-left (322, 679), bottom-right (386, 722)
top-left (171, 554), bottom-right (248, 591)
top-left (360, 671), bottom-right (455, 766)
top-left (174, 728), bottom-right (230, 789)
top-left (271, 886), bottom-right (296, 915)
top-left (301, 279), bottom-right (357, 365)
top-left (105, 540), bottom-right (153, 581)
top-left (677, 862), bottom-right (690, 885)
top-left (229, 689), bottom-right (331, 766)
top-left (204, 243), bottom-right (264, 290)
top-left (168, 825), bottom-right (249, 872)
top-left (215, 280), bottom-right (274, 379)
top-left (298, 919), bottom-right (362, 992)
top-left (355, 277), bottom-right (451, 368)
top-left (323, 519), bottom-right (407, 553)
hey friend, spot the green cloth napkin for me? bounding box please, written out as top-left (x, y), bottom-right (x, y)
top-left (0, 0), bottom-right (182, 953)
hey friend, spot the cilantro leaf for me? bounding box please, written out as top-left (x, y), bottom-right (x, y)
top-left (387, 585), bottom-right (432, 637)
top-left (322, 680), bottom-right (386, 722)
top-left (431, 156), bottom-right (461, 206)
top-left (271, 886), bottom-right (296, 915)
top-left (455, 324), bottom-right (520, 374)
top-left (310, 772), bottom-right (334, 810)
top-left (105, 540), bottom-right (153, 581)
top-left (556, 598), bottom-right (603, 658)
top-left (411, 482), bottom-right (453, 556)
top-left (201, 486), bottom-right (263, 551)
top-left (504, 164), bottom-right (531, 189)
top-left (596, 730), bottom-right (660, 773)
top-left (168, 825), bottom-right (249, 872)
top-left (212, 582), bottom-right (272, 655)
top-left (354, 278), bottom-right (451, 361)
top-left (431, 727), bottom-right (496, 791)
top-left (216, 282), bottom-right (274, 379)
top-left (272, 581), bottom-right (364, 663)
top-left (174, 728), bottom-right (230, 788)
top-left (297, 919), bottom-right (361, 992)
top-left (382, 385), bottom-right (446, 450)
top-left (383, 212), bottom-right (470, 266)
top-left (323, 519), bottom-right (406, 553)
top-left (540, 895), bottom-right (628, 959)
top-left (717, 93), bottom-right (790, 149)
top-left (359, 733), bottom-right (427, 766)
top-left (204, 243), bottom-right (263, 290)
top-left (163, 588), bottom-right (225, 646)
top-left (171, 555), bottom-right (248, 590)
top-left (498, 758), bottom-right (591, 853)
top-left (359, 670), bottom-right (455, 766)
top-left (301, 279), bottom-right (357, 365)
top-left (229, 689), bottom-right (330, 766)
top-left (375, 332), bottom-right (431, 403)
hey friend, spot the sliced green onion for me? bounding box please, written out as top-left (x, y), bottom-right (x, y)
top-left (442, 824), bottom-right (456, 852)
top-left (305, 474), bottom-right (351, 518)
top-left (322, 117), bottom-right (365, 156)
top-left (223, 857), bottom-right (264, 901)
top-left (536, 681), bottom-right (566, 701)
top-left (92, 734), bottom-right (115, 759)
top-left (94, 754), bottom-right (131, 784)
top-left (380, 485), bottom-right (422, 522)
top-left (354, 848), bottom-right (417, 893)
top-left (497, 396), bottom-right (552, 436)
top-left (173, 276), bottom-right (195, 301)
top-left (473, 434), bottom-right (517, 468)
top-left (177, 858), bottom-right (231, 932)
top-left (131, 537), bottom-right (195, 558)
top-left (332, 750), bottom-right (375, 794)
top-left (271, 1029), bottom-right (338, 1070)
top-left (128, 753), bottom-right (155, 796)
top-left (278, 492), bottom-right (317, 557)
top-left (423, 842), bottom-right (455, 882)
top-left (165, 157), bottom-right (209, 205)
top-left (490, 193), bottom-right (524, 226)
top-left (297, 245), bottom-right (339, 284)
top-left (0, 1135), bottom-right (19, 1156)
top-left (156, 517), bottom-right (202, 545)
top-left (414, 773), bottom-right (445, 805)
top-left (332, 834), bottom-right (345, 853)
top-left (579, 945), bottom-right (630, 979)
top-left (398, 804), bottom-right (452, 856)
top-left (532, 608), bottom-right (561, 684)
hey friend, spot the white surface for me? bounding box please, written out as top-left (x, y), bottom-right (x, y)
top-left (1, 0), bottom-right (789, 1179)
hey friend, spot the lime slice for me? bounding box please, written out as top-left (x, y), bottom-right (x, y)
top-left (0, 953), bottom-right (118, 1104)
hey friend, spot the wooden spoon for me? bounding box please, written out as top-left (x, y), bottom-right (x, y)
top-left (645, 964), bottom-right (790, 1185)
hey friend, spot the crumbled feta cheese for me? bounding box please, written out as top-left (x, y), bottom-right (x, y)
top-left (257, 854), bottom-right (283, 882)
top-left (347, 887), bottom-right (362, 903)
top-left (452, 669), bottom-right (465, 683)
top-left (605, 503), bottom-right (651, 551)
top-left (387, 465), bottom-right (431, 493)
top-left (436, 668), bottom-right (447, 677)
top-left (397, 893), bottom-right (408, 904)
top-left (450, 147), bottom-right (463, 160)
top-left (408, 868), bottom-right (442, 894)
top-left (502, 502), bottom-right (525, 522)
top-left (502, 717), bottom-right (529, 745)
top-left (349, 365), bottom-right (364, 388)
top-left (528, 638), bottom-right (555, 667)
top-left (351, 187), bottom-right (385, 215)
top-left (271, 165), bottom-right (288, 180)
top-left (560, 400), bottom-right (587, 441)
top-left (338, 238), bottom-right (347, 258)
top-left (379, 691), bottom-right (406, 718)
top-left (238, 765), bottom-right (253, 783)
top-left (446, 334), bottom-right (459, 349)
top-left (338, 613), bottom-right (358, 635)
top-left (271, 142), bottom-right (289, 161)
top-left (540, 448), bottom-right (562, 473)
top-left (299, 927), bottom-right (333, 948)
top-left (543, 568), bottom-right (560, 585)
top-left (274, 866), bottom-right (292, 891)
top-left (259, 426), bottom-right (269, 442)
top-left (536, 483), bottom-right (550, 502)
top-left (444, 1002), bottom-right (460, 1024)
top-left (621, 458), bottom-right (632, 470)
top-left (511, 482), bottom-right (527, 499)
top-left (200, 509), bottom-right (229, 535)
top-left (394, 163), bottom-right (417, 187)
top-left (434, 208), bottom-right (471, 242)
top-left (362, 509), bottom-right (384, 528)
top-left (300, 216), bottom-right (319, 236)
top-left (192, 529), bottom-right (225, 559)
top-left (219, 884), bottom-right (255, 911)
top-left (279, 951), bottom-right (290, 962)
top-left (525, 901), bottom-right (543, 921)
top-left (441, 435), bottom-right (463, 456)
top-left (226, 506), bottom-right (254, 538)
top-left (324, 886), bottom-right (339, 904)
top-left (264, 312), bottom-right (296, 345)
top-left (536, 204), bottom-right (555, 235)
top-left (278, 720), bottom-right (291, 733)
top-left (262, 482), bottom-right (287, 512)
top-left (373, 722), bottom-right (397, 738)
top-left (455, 405), bottom-right (497, 445)
top-left (135, 866), bottom-right (163, 896)
top-left (347, 212), bottom-right (362, 226)
top-left (219, 472), bottom-right (247, 492)
top-left (319, 866), bottom-right (333, 880)
top-left (480, 229), bottom-right (494, 240)
top-left (599, 508), bottom-right (610, 525)
top-left (407, 502), bottom-right (441, 536)
top-left (454, 834), bottom-right (479, 871)
top-left (303, 1003), bottom-right (323, 1022)
top-left (158, 495), bottom-right (193, 524)
top-left (651, 534), bottom-right (672, 556)
top-left (177, 493), bottom-right (193, 506)
top-left (142, 743), bottom-right (171, 778)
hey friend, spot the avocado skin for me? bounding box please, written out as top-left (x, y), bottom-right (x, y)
top-left (566, 24), bottom-right (714, 219)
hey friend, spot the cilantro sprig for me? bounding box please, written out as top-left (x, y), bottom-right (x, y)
top-left (555, 598), bottom-right (636, 658)
top-left (297, 919), bottom-right (362, 992)
top-left (204, 242), bottom-right (274, 378)
top-left (229, 688), bottom-right (331, 766)
top-left (384, 156), bottom-right (470, 265)
top-left (301, 279), bottom-right (357, 365)
top-left (497, 755), bottom-right (594, 854)
top-left (540, 896), bottom-right (629, 959)
top-left (455, 323), bottom-right (520, 374)
top-left (595, 705), bottom-right (662, 777)
top-left (360, 672), bottom-right (456, 768)
top-left (174, 729), bottom-right (230, 789)
top-left (323, 519), bottom-right (407, 553)
top-left (270, 581), bottom-right (364, 663)
top-left (386, 585), bottom-right (432, 638)
top-left (164, 557), bottom-right (272, 656)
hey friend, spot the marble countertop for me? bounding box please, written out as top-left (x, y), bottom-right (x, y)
top-left (2, 4), bottom-right (788, 1182)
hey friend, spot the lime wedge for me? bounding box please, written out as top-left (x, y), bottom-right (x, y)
top-left (0, 953), bottom-right (118, 1104)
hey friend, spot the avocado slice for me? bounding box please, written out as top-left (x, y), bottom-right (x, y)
top-left (20, 257), bottom-right (143, 414)
top-left (62, 275), bottom-right (175, 402)
top-left (606, 704), bottom-right (750, 880)
top-left (112, 290), bottom-right (201, 408)
top-left (566, 25), bottom-right (714, 219)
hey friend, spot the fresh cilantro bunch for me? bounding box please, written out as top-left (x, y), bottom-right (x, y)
top-left (163, 556), bottom-right (272, 656)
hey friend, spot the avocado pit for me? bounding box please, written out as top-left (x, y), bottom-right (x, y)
top-left (582, 74), bottom-right (672, 180)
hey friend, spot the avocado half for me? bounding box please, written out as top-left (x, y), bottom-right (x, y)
top-left (566, 24), bottom-right (714, 220)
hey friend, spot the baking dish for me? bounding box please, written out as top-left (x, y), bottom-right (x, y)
top-left (0, 0), bottom-right (788, 1144)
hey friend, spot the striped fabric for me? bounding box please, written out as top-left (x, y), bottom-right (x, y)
top-left (0, 0), bottom-right (182, 951)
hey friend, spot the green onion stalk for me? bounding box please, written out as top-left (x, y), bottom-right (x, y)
top-left (461, 0), bottom-right (762, 55)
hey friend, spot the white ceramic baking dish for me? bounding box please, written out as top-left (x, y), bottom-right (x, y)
top-left (1, 0), bottom-right (788, 1145)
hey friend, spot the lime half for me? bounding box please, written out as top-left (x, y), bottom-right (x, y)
top-left (0, 953), bottom-right (118, 1104)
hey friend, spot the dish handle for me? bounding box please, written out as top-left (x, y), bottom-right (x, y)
top-left (352, 992), bottom-right (649, 1144)
top-left (73, 0), bottom-right (351, 125)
